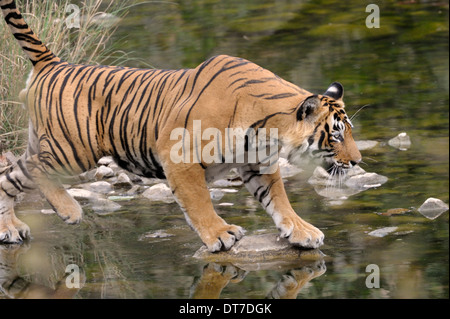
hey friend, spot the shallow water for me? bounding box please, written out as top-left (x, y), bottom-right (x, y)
top-left (2, 0), bottom-right (448, 299)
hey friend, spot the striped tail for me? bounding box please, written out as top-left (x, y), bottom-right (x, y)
top-left (1, 0), bottom-right (60, 66)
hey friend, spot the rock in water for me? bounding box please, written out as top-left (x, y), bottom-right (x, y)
top-left (94, 165), bottom-right (114, 180)
top-left (368, 227), bottom-right (398, 237)
top-left (142, 183), bottom-right (174, 203)
top-left (376, 208), bottom-right (411, 216)
top-left (89, 181), bottom-right (112, 194)
top-left (67, 188), bottom-right (100, 201)
top-left (91, 198), bottom-right (121, 214)
top-left (209, 188), bottom-right (224, 201)
top-left (113, 172), bottom-right (133, 188)
top-left (307, 166), bottom-right (388, 200)
top-left (355, 140), bottom-right (379, 151)
top-left (345, 172), bottom-right (388, 189)
top-left (418, 198), bottom-right (449, 220)
top-left (193, 233), bottom-right (324, 266)
top-left (388, 132), bottom-right (411, 150)
top-left (97, 156), bottom-right (114, 166)
top-left (212, 178), bottom-right (243, 187)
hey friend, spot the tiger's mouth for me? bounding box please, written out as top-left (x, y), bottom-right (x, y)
top-left (321, 158), bottom-right (349, 176)
top-left (285, 144), bottom-right (358, 177)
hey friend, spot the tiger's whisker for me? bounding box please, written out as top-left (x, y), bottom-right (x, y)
top-left (358, 160), bottom-right (369, 167)
top-left (325, 165), bottom-right (337, 191)
top-left (362, 156), bottom-right (378, 163)
top-left (350, 104), bottom-right (370, 122)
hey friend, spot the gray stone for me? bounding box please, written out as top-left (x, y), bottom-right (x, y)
top-left (308, 165), bottom-right (387, 190)
top-left (78, 169), bottom-right (96, 182)
top-left (140, 177), bottom-right (164, 185)
top-left (89, 181), bottom-right (113, 194)
top-left (312, 185), bottom-right (361, 200)
top-left (139, 230), bottom-right (174, 239)
top-left (125, 184), bottom-right (142, 196)
top-left (97, 156), bottom-right (114, 166)
top-left (355, 140), bottom-right (379, 151)
top-left (193, 233), bottom-right (325, 265)
top-left (124, 171), bottom-right (143, 183)
top-left (418, 198), bottom-right (449, 220)
top-left (308, 165), bottom-right (387, 199)
top-left (107, 195), bottom-right (136, 201)
top-left (91, 198), bottom-right (121, 214)
top-left (113, 172), bottom-right (133, 188)
top-left (218, 202), bottom-right (234, 206)
top-left (94, 165), bottom-right (115, 180)
top-left (41, 209), bottom-right (56, 215)
top-left (346, 165), bottom-right (367, 177)
top-left (67, 188), bottom-right (100, 201)
top-left (368, 226), bottom-right (398, 238)
top-left (107, 162), bottom-right (119, 171)
top-left (221, 188), bottom-right (239, 193)
top-left (141, 183), bottom-right (174, 203)
top-left (213, 178), bottom-right (243, 187)
top-left (388, 132), bottom-right (411, 150)
top-left (209, 188), bottom-right (224, 201)
top-left (345, 172), bottom-right (388, 189)
top-left (307, 166), bottom-right (332, 185)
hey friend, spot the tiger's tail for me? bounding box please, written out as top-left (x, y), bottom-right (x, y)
top-left (1, 0), bottom-right (60, 67)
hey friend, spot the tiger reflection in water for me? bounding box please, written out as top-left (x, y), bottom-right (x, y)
top-left (190, 261), bottom-right (326, 299)
top-left (0, 244), bottom-right (84, 299)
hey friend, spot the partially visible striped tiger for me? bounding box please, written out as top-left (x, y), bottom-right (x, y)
top-left (0, 244), bottom-right (83, 298)
top-left (0, 0), bottom-right (361, 252)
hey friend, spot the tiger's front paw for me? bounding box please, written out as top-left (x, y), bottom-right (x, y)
top-left (0, 213), bottom-right (31, 244)
top-left (55, 204), bottom-right (83, 225)
top-left (0, 225), bottom-right (27, 244)
top-left (13, 217), bottom-right (31, 240)
top-left (278, 216), bottom-right (324, 249)
top-left (201, 224), bottom-right (245, 252)
top-left (60, 209), bottom-right (83, 225)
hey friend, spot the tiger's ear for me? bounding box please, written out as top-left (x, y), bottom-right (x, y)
top-left (323, 82), bottom-right (344, 100)
top-left (297, 95), bottom-right (321, 121)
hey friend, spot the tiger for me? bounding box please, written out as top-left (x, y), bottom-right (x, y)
top-left (190, 261), bottom-right (326, 299)
top-left (0, 0), bottom-right (361, 252)
top-left (0, 244), bottom-right (83, 299)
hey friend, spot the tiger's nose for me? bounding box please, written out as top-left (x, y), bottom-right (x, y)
top-left (350, 158), bottom-right (362, 167)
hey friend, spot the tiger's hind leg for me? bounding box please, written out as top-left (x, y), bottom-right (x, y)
top-left (0, 152), bottom-right (83, 244)
top-left (25, 154), bottom-right (83, 225)
top-left (0, 155), bottom-right (33, 243)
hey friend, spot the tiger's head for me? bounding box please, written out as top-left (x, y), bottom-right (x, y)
top-left (285, 82), bottom-right (362, 174)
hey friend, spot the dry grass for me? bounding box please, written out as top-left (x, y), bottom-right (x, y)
top-left (0, 0), bottom-right (130, 154)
